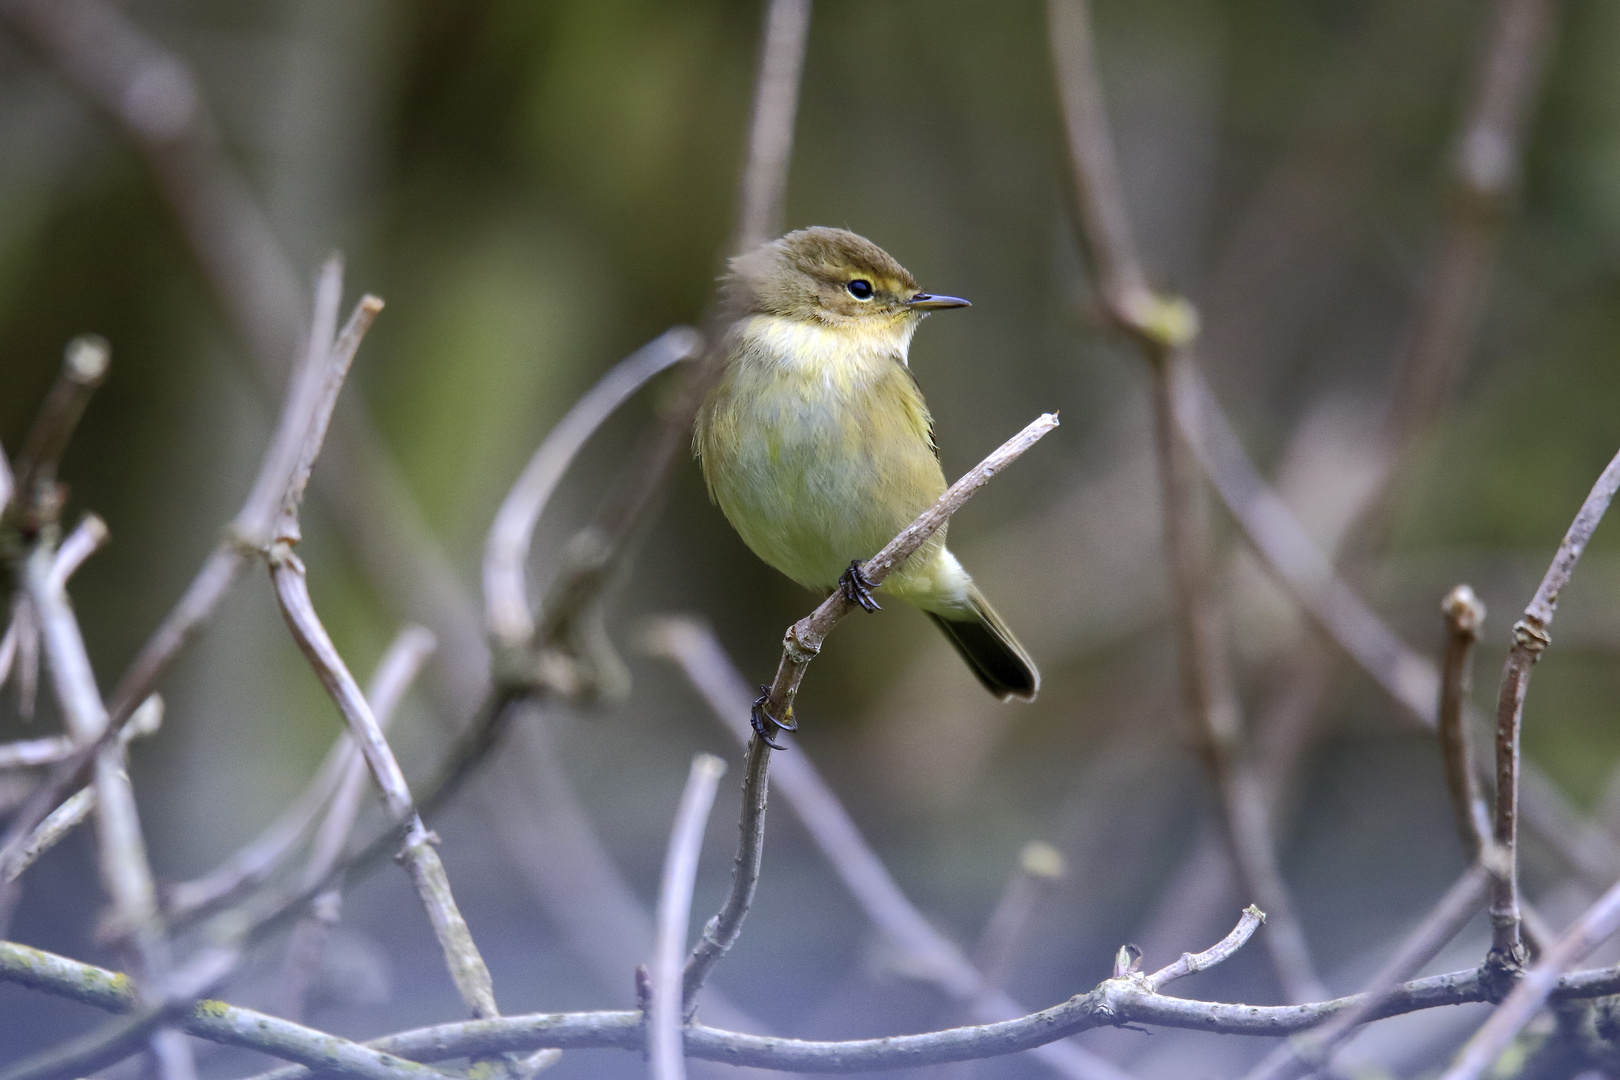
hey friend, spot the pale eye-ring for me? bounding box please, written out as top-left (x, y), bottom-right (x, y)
top-left (846, 279), bottom-right (874, 300)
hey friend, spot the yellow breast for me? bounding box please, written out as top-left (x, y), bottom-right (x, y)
top-left (695, 314), bottom-right (952, 597)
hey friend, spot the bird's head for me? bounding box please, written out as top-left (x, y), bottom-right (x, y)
top-left (726, 227), bottom-right (970, 327)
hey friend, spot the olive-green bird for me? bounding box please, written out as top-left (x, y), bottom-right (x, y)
top-left (694, 227), bottom-right (1038, 742)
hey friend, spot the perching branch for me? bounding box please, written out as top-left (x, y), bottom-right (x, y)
top-left (753, 413), bottom-right (1057, 740)
top-left (650, 754), bottom-right (727, 1080)
top-left (646, 617), bottom-right (1136, 1080)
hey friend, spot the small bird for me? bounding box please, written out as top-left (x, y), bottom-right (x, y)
top-left (694, 227), bottom-right (1038, 742)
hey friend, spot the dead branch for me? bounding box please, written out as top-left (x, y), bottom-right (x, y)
top-left (1047, 0), bottom-right (1323, 1003)
top-left (650, 754), bottom-right (728, 1080)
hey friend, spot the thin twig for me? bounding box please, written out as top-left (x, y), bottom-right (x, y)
top-left (1377, 0), bottom-right (1562, 497)
top-left (1, 697), bottom-right (162, 883)
top-left (66, 953), bottom-right (1620, 1079)
top-left (1048, 0), bottom-right (1323, 1003)
top-left (682, 735), bottom-right (770, 1012)
top-left (276, 626), bottom-right (436, 1020)
top-left (755, 413), bottom-right (1057, 737)
top-left (1441, 873), bottom-right (1620, 1080)
top-left (972, 842), bottom-right (1067, 993)
top-left (484, 327), bottom-right (702, 651)
top-left (1144, 905), bottom-right (1267, 991)
top-left (24, 539), bottom-right (194, 1080)
top-left (645, 617), bottom-right (1136, 1080)
top-left (269, 545), bottom-right (497, 1021)
top-left (0, 262), bottom-right (356, 884)
top-left (0, 941), bottom-right (456, 1080)
top-left (1243, 862), bottom-right (1491, 1080)
top-left (732, 0), bottom-right (813, 254)
top-left (46, 513), bottom-right (109, 590)
top-left (1489, 444), bottom-right (1620, 963)
top-left (1440, 585), bottom-right (1491, 859)
top-left (8, 335), bottom-right (110, 529)
top-left (651, 754), bottom-right (728, 1080)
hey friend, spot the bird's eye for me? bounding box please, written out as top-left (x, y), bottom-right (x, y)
top-left (846, 279), bottom-right (874, 300)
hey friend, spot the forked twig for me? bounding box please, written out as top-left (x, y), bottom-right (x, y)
top-left (0, 261), bottom-right (361, 881)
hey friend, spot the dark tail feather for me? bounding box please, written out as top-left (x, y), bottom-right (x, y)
top-left (926, 586), bottom-right (1039, 701)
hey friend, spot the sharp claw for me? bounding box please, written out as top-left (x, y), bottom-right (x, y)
top-left (840, 560), bottom-right (881, 613)
top-left (751, 686), bottom-right (793, 749)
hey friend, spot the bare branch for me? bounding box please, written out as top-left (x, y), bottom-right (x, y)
top-left (1380, 0), bottom-right (1562, 478)
top-left (1145, 905), bottom-right (1266, 991)
top-left (1243, 862), bottom-right (1490, 1080)
top-left (0, 692), bottom-right (157, 778)
top-left (1048, 0), bottom-right (1322, 1003)
top-left (20, 920), bottom-right (1620, 1078)
top-left (484, 327), bottom-right (701, 651)
top-left (278, 626), bottom-right (435, 1020)
top-left (23, 539), bottom-right (194, 1080)
top-left (681, 735), bottom-right (769, 1012)
top-left (1490, 444), bottom-right (1620, 963)
top-left (732, 0), bottom-right (813, 254)
top-left (645, 617), bottom-right (1136, 1080)
top-left (8, 335), bottom-right (110, 528)
top-left (1440, 586), bottom-right (1491, 859)
top-left (651, 754), bottom-right (728, 1080)
top-left (1, 697), bottom-right (162, 883)
top-left (269, 549), bottom-right (496, 1021)
top-left (0, 941), bottom-right (457, 1080)
top-left (1171, 362), bottom-right (1438, 723)
top-left (46, 513), bottom-right (109, 590)
top-left (755, 413), bottom-right (1057, 737)
top-left (271, 294), bottom-right (385, 544)
top-left (1441, 873), bottom-right (1620, 1080)
top-left (0, 263), bottom-right (358, 889)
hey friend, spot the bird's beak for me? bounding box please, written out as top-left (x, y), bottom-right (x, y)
top-left (905, 293), bottom-right (971, 310)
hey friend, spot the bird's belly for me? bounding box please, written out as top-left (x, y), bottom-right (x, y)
top-left (703, 379), bottom-right (942, 591)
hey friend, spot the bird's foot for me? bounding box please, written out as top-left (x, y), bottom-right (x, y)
top-left (751, 685), bottom-right (796, 750)
top-left (840, 560), bottom-right (881, 612)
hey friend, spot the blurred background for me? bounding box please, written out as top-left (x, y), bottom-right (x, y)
top-left (3, 0), bottom-right (1620, 1077)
